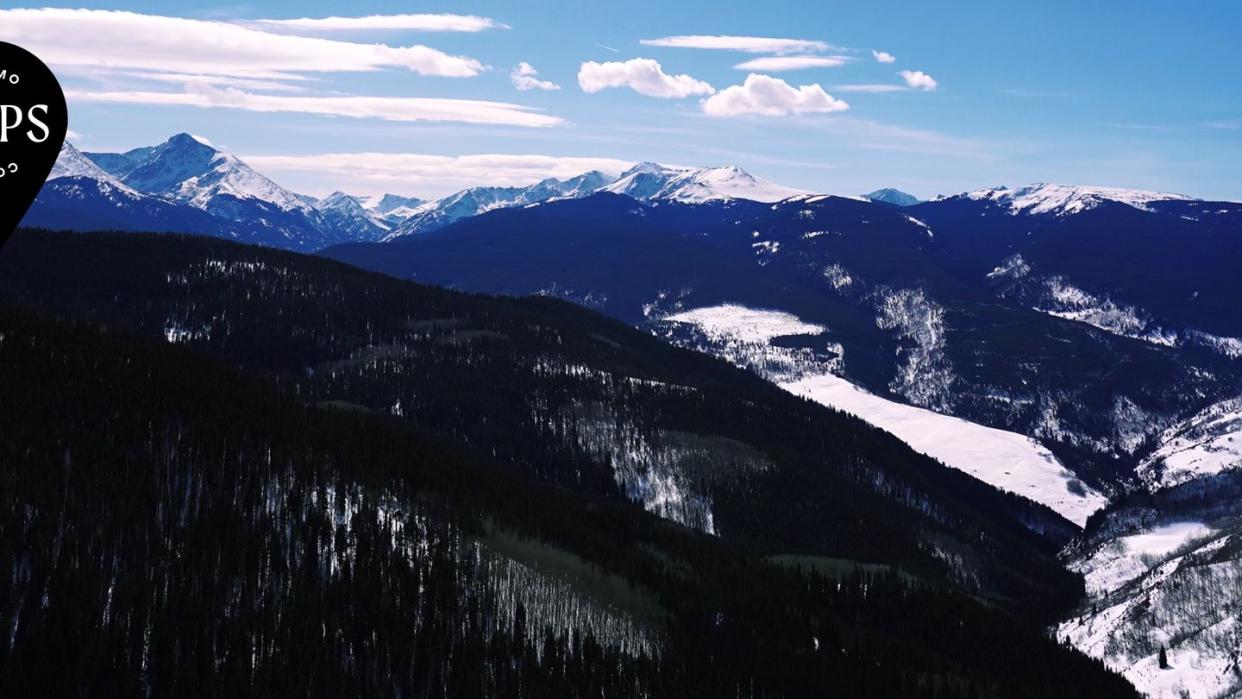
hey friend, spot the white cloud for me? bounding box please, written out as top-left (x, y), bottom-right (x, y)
top-left (510, 62), bottom-right (561, 91)
top-left (733, 56), bottom-right (850, 71)
top-left (0, 8), bottom-right (484, 80)
top-left (242, 152), bottom-right (634, 196)
top-left (578, 58), bottom-right (714, 98)
top-left (701, 74), bottom-right (848, 117)
top-left (121, 72), bottom-right (310, 92)
top-left (833, 84), bottom-right (908, 93)
top-left (253, 14), bottom-right (507, 32)
top-left (641, 35), bottom-right (832, 54)
top-left (899, 70), bottom-right (938, 91)
top-left (872, 50), bottom-right (896, 64)
top-left (64, 85), bottom-right (564, 127)
top-left (65, 129), bottom-right (83, 142)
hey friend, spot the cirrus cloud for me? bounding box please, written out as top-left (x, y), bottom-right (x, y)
top-left (899, 70), bottom-right (938, 91)
top-left (64, 84), bottom-right (564, 127)
top-left (0, 8), bottom-right (484, 80)
top-left (701, 74), bottom-right (848, 117)
top-left (733, 56), bottom-right (850, 71)
top-left (252, 13), bottom-right (507, 32)
top-left (511, 62), bottom-right (561, 91)
top-left (578, 58), bottom-right (715, 98)
top-left (641, 35), bottom-right (833, 54)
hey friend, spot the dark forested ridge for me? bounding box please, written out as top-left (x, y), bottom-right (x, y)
top-left (0, 230), bottom-right (1138, 696)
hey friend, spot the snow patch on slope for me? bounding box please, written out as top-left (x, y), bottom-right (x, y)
top-left (874, 288), bottom-right (955, 412)
top-left (662, 304), bottom-right (1105, 525)
top-left (1137, 397), bottom-right (1242, 491)
top-left (1060, 521), bottom-right (1241, 699)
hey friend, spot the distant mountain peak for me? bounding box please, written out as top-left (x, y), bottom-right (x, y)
top-left (864, 188), bottom-right (921, 207)
top-left (962, 182), bottom-right (1195, 216)
top-left (50, 143), bottom-right (128, 185)
top-left (604, 162), bottom-right (808, 204)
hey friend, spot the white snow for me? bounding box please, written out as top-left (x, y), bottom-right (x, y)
top-left (664, 304), bottom-right (1106, 525)
top-left (181, 151), bottom-right (313, 213)
top-left (665, 305), bottom-right (824, 344)
top-left (783, 373), bottom-right (1106, 525)
top-left (1124, 521), bottom-right (1215, 558)
top-left (604, 162), bottom-right (809, 203)
top-left (660, 165), bottom-right (810, 203)
top-left (1059, 521), bottom-right (1239, 699)
top-left (1136, 397), bottom-right (1242, 490)
top-left (965, 183), bottom-right (1194, 216)
top-left (1072, 521), bottom-right (1216, 596)
top-left (47, 144), bottom-right (139, 193)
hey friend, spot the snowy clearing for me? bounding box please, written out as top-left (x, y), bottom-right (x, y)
top-left (664, 304), bottom-right (1107, 525)
top-left (783, 373), bottom-right (1106, 525)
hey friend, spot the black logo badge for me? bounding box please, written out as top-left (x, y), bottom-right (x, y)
top-left (0, 42), bottom-right (68, 249)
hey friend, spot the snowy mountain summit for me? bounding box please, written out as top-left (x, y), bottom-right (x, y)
top-left (114, 133), bottom-right (314, 215)
top-left (959, 183), bottom-right (1195, 216)
top-left (603, 162), bottom-right (809, 204)
top-left (48, 144), bottom-right (142, 199)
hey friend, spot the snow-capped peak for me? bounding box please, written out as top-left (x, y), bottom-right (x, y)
top-left (50, 143), bottom-right (122, 182)
top-left (603, 163), bottom-right (809, 204)
top-left (47, 144), bottom-right (142, 198)
top-left (122, 133), bottom-right (314, 214)
top-left (963, 183), bottom-right (1195, 216)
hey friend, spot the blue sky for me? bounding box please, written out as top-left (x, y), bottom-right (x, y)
top-left (4, 2), bottom-right (1239, 199)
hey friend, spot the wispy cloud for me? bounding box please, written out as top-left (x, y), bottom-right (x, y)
top-left (833, 84), bottom-right (908, 93)
top-left (578, 59), bottom-right (714, 98)
top-left (871, 50), bottom-right (895, 64)
top-left (511, 63), bottom-right (561, 91)
top-left (0, 8), bottom-right (484, 80)
top-left (702, 74), bottom-right (848, 117)
top-left (641, 35), bottom-right (834, 54)
top-left (899, 70), bottom-right (938, 91)
top-left (121, 72), bottom-right (310, 92)
top-left (594, 43), bottom-right (621, 53)
top-left (1204, 118), bottom-right (1242, 130)
top-left (1102, 122), bottom-right (1177, 132)
top-left (242, 152), bottom-right (633, 195)
top-left (733, 56), bottom-right (850, 71)
top-left (1000, 88), bottom-right (1070, 98)
top-left (65, 85), bottom-right (564, 127)
top-left (252, 13), bottom-right (507, 32)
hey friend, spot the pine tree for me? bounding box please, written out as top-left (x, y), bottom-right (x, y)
top-left (1159, 646), bottom-right (1169, 670)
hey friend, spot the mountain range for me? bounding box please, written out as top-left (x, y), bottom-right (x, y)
top-left (13, 131), bottom-right (1242, 697)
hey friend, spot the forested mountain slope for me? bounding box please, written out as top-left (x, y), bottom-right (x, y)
top-left (0, 229), bottom-right (1081, 618)
top-left (0, 260), bottom-right (1138, 696)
